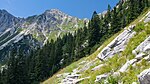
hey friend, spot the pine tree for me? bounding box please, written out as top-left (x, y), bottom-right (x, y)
top-left (15, 53), bottom-right (28, 84)
top-left (0, 70), bottom-right (2, 84)
top-left (6, 50), bottom-right (17, 84)
top-left (27, 51), bottom-right (37, 84)
top-left (54, 37), bottom-right (63, 69)
top-left (128, 0), bottom-right (135, 22)
top-left (111, 7), bottom-right (120, 33)
top-left (107, 4), bottom-right (111, 22)
top-left (104, 4), bottom-right (111, 34)
top-left (1, 69), bottom-right (7, 84)
top-left (88, 11), bottom-right (101, 47)
top-left (145, 0), bottom-right (149, 7)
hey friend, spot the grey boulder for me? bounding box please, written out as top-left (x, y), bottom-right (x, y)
top-left (138, 68), bottom-right (150, 84)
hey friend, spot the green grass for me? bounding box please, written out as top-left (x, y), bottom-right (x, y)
top-left (31, 19), bottom-right (84, 42)
top-left (120, 22), bottom-right (150, 84)
top-left (43, 57), bottom-right (87, 84)
top-left (17, 28), bottom-right (25, 33)
top-left (90, 11), bottom-right (150, 84)
top-left (80, 54), bottom-right (127, 84)
top-left (78, 9), bottom-right (150, 84)
top-left (61, 19), bottom-right (84, 31)
top-left (121, 59), bottom-right (150, 84)
top-left (123, 23), bottom-right (149, 60)
top-left (43, 8), bottom-right (150, 84)
top-left (42, 26), bottom-right (123, 84)
top-left (48, 31), bottom-right (59, 41)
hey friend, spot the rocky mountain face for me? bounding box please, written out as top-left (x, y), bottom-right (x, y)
top-left (0, 9), bottom-right (85, 62)
top-left (22, 9), bottom-right (85, 43)
top-left (0, 9), bottom-right (22, 33)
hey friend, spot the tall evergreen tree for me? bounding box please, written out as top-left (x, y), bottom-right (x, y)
top-left (6, 50), bottom-right (17, 84)
top-left (145, 0), bottom-right (149, 7)
top-left (107, 4), bottom-right (111, 22)
top-left (88, 11), bottom-right (101, 47)
top-left (128, 0), bottom-right (135, 21)
top-left (111, 7), bottom-right (120, 33)
top-left (104, 4), bottom-right (112, 34)
top-left (15, 53), bottom-right (28, 84)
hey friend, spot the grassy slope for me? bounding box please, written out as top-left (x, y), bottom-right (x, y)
top-left (43, 27), bottom-right (123, 84)
top-left (31, 19), bottom-right (84, 42)
top-left (43, 8), bottom-right (150, 84)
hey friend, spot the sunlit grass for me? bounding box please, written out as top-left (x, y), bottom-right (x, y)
top-left (43, 8), bottom-right (150, 84)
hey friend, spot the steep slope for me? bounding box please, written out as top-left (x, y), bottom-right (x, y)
top-left (43, 8), bottom-right (150, 84)
top-left (0, 9), bottom-right (23, 33)
top-left (0, 9), bottom-right (85, 62)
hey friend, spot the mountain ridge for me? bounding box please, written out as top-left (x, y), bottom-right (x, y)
top-left (0, 8), bottom-right (86, 62)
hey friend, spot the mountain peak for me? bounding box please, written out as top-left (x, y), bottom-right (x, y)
top-left (0, 9), bottom-right (7, 12)
top-left (49, 9), bottom-right (61, 12)
top-left (0, 9), bottom-right (10, 15)
top-left (44, 9), bottom-right (67, 16)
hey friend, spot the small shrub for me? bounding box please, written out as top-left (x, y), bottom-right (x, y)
top-left (145, 23), bottom-right (150, 34)
top-left (134, 23), bottom-right (145, 32)
top-left (107, 76), bottom-right (118, 84)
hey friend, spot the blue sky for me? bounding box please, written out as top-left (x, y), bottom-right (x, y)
top-left (0, 0), bottom-right (119, 19)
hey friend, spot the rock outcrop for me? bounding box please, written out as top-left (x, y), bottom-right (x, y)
top-left (144, 11), bottom-right (150, 23)
top-left (133, 36), bottom-right (150, 55)
top-left (97, 25), bottom-right (136, 60)
top-left (57, 60), bottom-right (92, 84)
top-left (61, 73), bottom-right (81, 84)
top-left (135, 52), bottom-right (147, 60)
top-left (58, 72), bottom-right (90, 84)
top-left (118, 35), bottom-right (150, 73)
top-left (119, 59), bottom-right (137, 72)
top-left (95, 73), bottom-right (109, 82)
top-left (138, 68), bottom-right (150, 84)
top-left (143, 55), bottom-right (150, 61)
top-left (78, 59), bottom-right (96, 72)
top-left (91, 64), bottom-right (105, 71)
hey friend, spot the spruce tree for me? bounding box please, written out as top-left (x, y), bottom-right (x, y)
top-left (88, 11), bottom-right (101, 47)
top-left (104, 4), bottom-right (111, 34)
top-left (6, 50), bottom-right (17, 84)
top-left (15, 53), bottom-right (28, 84)
top-left (111, 7), bottom-right (120, 33)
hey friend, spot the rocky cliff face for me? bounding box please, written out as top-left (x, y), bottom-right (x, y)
top-left (21, 9), bottom-right (85, 44)
top-left (0, 9), bottom-right (23, 33)
top-left (0, 9), bottom-right (86, 62)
